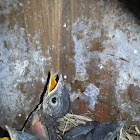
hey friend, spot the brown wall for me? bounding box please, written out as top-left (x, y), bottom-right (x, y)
top-left (0, 0), bottom-right (140, 130)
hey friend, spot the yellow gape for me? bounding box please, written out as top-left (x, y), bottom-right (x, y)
top-left (0, 138), bottom-right (10, 140)
top-left (48, 72), bottom-right (57, 95)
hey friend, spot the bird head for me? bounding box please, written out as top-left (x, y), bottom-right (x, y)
top-left (40, 72), bottom-right (70, 125)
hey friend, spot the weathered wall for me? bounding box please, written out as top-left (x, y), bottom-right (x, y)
top-left (0, 0), bottom-right (140, 130)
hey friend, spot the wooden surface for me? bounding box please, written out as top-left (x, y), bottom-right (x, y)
top-left (0, 0), bottom-right (140, 130)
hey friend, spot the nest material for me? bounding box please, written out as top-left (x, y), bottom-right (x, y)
top-left (57, 113), bottom-right (92, 134)
top-left (119, 125), bottom-right (140, 140)
top-left (57, 113), bottom-right (140, 140)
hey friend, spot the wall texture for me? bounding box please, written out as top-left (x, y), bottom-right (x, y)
top-left (0, 0), bottom-right (140, 130)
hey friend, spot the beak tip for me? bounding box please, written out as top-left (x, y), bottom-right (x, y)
top-left (48, 72), bottom-right (57, 95)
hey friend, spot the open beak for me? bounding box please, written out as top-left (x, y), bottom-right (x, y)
top-left (30, 72), bottom-right (58, 139)
top-left (48, 72), bottom-right (57, 95)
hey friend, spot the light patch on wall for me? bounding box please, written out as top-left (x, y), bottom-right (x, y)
top-left (72, 16), bottom-right (101, 81)
top-left (0, 0), bottom-right (18, 15)
top-left (70, 90), bottom-right (82, 102)
top-left (97, 1), bottom-right (140, 121)
top-left (0, 0), bottom-right (52, 128)
top-left (84, 83), bottom-right (100, 110)
top-left (71, 0), bottom-right (140, 121)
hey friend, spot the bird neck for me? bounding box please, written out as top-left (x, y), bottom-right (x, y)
top-left (39, 109), bottom-right (61, 140)
top-left (46, 125), bottom-right (61, 140)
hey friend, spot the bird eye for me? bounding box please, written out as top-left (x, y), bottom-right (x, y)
top-left (52, 97), bottom-right (56, 104)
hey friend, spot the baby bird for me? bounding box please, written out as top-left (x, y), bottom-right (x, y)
top-left (1, 72), bottom-right (125, 140)
top-left (63, 120), bottom-right (125, 140)
top-left (23, 72), bottom-right (70, 140)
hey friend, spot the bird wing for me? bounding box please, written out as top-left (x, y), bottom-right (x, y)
top-left (63, 121), bottom-right (125, 140)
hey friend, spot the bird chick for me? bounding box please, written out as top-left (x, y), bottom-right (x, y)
top-left (63, 120), bottom-right (125, 140)
top-left (40, 73), bottom-right (70, 126)
top-left (23, 72), bottom-right (70, 140)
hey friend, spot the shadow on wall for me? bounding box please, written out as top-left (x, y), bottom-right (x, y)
top-left (119, 0), bottom-right (140, 20)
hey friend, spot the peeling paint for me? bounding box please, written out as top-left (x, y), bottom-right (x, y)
top-left (72, 16), bottom-right (101, 81)
top-left (0, 0), bottom-right (18, 15)
top-left (70, 90), bottom-right (82, 102)
top-left (99, 1), bottom-right (140, 121)
top-left (71, 0), bottom-right (140, 121)
top-left (0, 0), bottom-right (52, 128)
top-left (24, 60), bottom-right (29, 68)
top-left (84, 83), bottom-right (100, 110)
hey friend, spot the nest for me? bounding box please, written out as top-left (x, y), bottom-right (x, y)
top-left (119, 125), bottom-right (140, 140)
top-left (57, 113), bottom-right (140, 140)
top-left (57, 113), bottom-right (92, 134)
